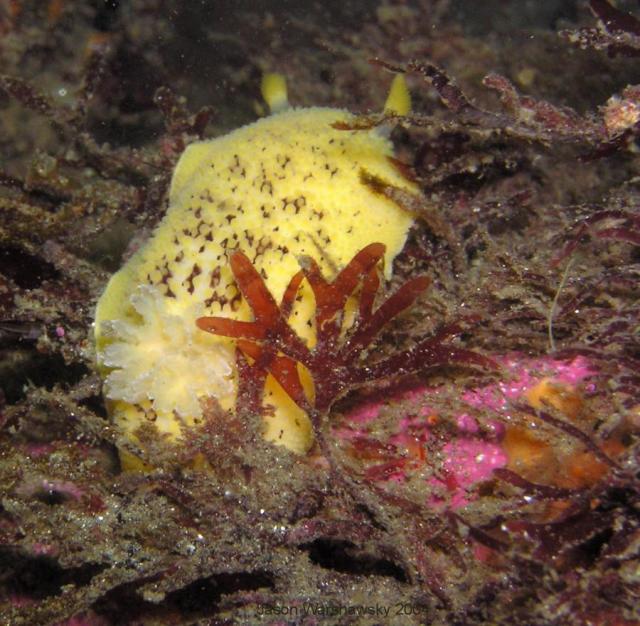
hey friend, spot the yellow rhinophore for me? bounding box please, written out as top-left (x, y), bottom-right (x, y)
top-left (94, 73), bottom-right (419, 459)
top-left (261, 72), bottom-right (289, 113)
top-left (384, 74), bottom-right (411, 116)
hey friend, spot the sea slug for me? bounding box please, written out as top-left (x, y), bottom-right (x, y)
top-left (94, 72), bottom-right (420, 458)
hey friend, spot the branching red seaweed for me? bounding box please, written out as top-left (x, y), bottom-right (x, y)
top-left (554, 208), bottom-right (640, 264)
top-left (197, 242), bottom-right (495, 419)
top-left (562, 0), bottom-right (640, 57)
top-left (345, 56), bottom-right (640, 155)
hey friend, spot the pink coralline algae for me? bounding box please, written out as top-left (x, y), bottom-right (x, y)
top-left (461, 354), bottom-right (595, 413)
top-left (338, 354), bottom-right (597, 509)
top-left (436, 428), bottom-right (507, 509)
top-left (54, 611), bottom-right (110, 626)
top-left (16, 478), bottom-right (85, 502)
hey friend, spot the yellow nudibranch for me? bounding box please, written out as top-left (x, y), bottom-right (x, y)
top-left (94, 73), bottom-right (419, 457)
